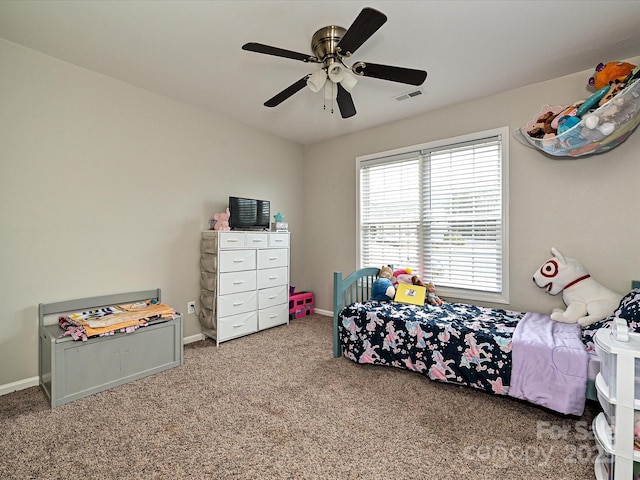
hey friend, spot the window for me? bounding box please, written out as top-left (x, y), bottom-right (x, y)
top-left (357, 127), bottom-right (509, 304)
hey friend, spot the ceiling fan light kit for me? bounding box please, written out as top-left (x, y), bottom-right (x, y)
top-left (241, 7), bottom-right (428, 119)
top-left (339, 69), bottom-right (358, 93)
top-left (324, 81), bottom-right (337, 101)
top-left (327, 63), bottom-right (345, 83)
top-left (307, 69), bottom-right (327, 93)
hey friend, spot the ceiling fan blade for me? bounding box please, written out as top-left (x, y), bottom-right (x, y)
top-left (354, 62), bottom-right (427, 86)
top-left (264, 76), bottom-right (310, 107)
top-left (242, 42), bottom-right (317, 63)
top-left (336, 83), bottom-right (356, 118)
top-left (336, 7), bottom-right (387, 57)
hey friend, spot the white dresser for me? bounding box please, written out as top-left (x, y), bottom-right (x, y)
top-left (592, 323), bottom-right (640, 479)
top-left (199, 230), bottom-right (290, 344)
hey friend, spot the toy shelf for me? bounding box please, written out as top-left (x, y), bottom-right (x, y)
top-left (514, 79), bottom-right (640, 158)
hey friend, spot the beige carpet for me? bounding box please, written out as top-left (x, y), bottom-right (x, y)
top-left (0, 315), bottom-right (599, 479)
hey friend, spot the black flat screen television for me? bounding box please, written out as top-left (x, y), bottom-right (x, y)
top-left (228, 196), bottom-right (270, 230)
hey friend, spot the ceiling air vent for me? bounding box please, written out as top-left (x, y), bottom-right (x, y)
top-left (395, 89), bottom-right (423, 101)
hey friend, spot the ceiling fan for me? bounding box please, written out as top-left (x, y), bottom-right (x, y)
top-left (242, 7), bottom-right (428, 119)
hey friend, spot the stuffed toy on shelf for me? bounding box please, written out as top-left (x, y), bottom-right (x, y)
top-left (589, 61), bottom-right (636, 90)
top-left (517, 60), bottom-right (640, 157)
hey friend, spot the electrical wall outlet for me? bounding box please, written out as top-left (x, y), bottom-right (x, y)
top-left (187, 301), bottom-right (196, 314)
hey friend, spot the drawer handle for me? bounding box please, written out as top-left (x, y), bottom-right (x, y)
top-left (269, 295), bottom-right (277, 299)
top-left (269, 276), bottom-right (278, 280)
top-left (233, 259), bottom-right (245, 263)
top-left (232, 323), bottom-right (245, 328)
top-left (252, 239), bottom-right (261, 243)
top-left (274, 240), bottom-right (283, 243)
top-left (233, 280), bottom-right (245, 285)
top-left (228, 239), bottom-right (238, 243)
top-left (269, 257), bottom-right (277, 260)
top-left (269, 314), bottom-right (278, 319)
top-left (232, 302), bottom-right (244, 306)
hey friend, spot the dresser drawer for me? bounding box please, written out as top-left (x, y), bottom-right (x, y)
top-left (246, 233), bottom-right (268, 248)
top-left (258, 285), bottom-right (288, 309)
top-left (218, 311), bottom-right (258, 341)
top-left (259, 303), bottom-right (288, 330)
top-left (595, 332), bottom-right (640, 402)
top-left (257, 267), bottom-right (288, 289)
top-left (268, 233), bottom-right (289, 248)
top-left (219, 249), bottom-right (256, 273)
top-left (257, 248), bottom-right (288, 269)
top-left (218, 232), bottom-right (246, 248)
top-left (218, 290), bottom-right (257, 317)
top-left (219, 271), bottom-right (257, 295)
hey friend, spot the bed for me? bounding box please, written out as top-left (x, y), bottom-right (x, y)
top-left (332, 268), bottom-right (638, 416)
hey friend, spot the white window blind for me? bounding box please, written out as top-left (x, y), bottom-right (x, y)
top-left (358, 127), bottom-right (509, 303)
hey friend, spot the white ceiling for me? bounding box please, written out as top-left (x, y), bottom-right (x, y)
top-left (1, 0), bottom-right (640, 146)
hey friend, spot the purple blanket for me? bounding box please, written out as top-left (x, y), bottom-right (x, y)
top-left (509, 312), bottom-right (588, 416)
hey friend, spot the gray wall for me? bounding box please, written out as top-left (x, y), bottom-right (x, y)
top-left (0, 39), bottom-right (305, 387)
top-left (2, 36), bottom-right (639, 391)
top-left (303, 55), bottom-right (640, 315)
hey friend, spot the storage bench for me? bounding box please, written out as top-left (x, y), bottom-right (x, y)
top-left (38, 289), bottom-right (183, 408)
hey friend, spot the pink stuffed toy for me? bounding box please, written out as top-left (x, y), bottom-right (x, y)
top-left (213, 208), bottom-right (231, 231)
top-left (392, 268), bottom-right (414, 287)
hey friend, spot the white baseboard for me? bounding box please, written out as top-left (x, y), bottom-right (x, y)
top-left (183, 333), bottom-right (204, 344)
top-left (314, 308), bottom-right (332, 317)
top-left (0, 376), bottom-right (39, 396)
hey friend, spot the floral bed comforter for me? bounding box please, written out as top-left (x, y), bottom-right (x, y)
top-left (339, 301), bottom-right (563, 396)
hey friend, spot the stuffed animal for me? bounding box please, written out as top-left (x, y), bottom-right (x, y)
top-left (575, 85), bottom-right (611, 117)
top-left (532, 247), bottom-right (622, 327)
top-left (581, 113), bottom-right (614, 142)
top-left (603, 91), bottom-right (639, 126)
top-left (527, 109), bottom-right (559, 139)
top-left (213, 208), bottom-right (231, 231)
top-left (392, 267), bottom-right (414, 287)
top-left (372, 266), bottom-right (396, 301)
top-left (589, 61), bottom-right (636, 90)
top-left (580, 85), bottom-right (638, 143)
top-left (556, 115), bottom-right (581, 134)
top-left (624, 65), bottom-right (640, 86)
top-left (597, 80), bottom-right (627, 107)
top-left (425, 282), bottom-right (443, 306)
top-left (379, 265), bottom-right (393, 281)
top-left (551, 102), bottom-right (582, 130)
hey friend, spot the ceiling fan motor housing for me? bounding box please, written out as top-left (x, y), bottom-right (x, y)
top-left (311, 26), bottom-right (346, 66)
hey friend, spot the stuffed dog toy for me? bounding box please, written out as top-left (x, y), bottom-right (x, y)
top-left (533, 247), bottom-right (622, 327)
